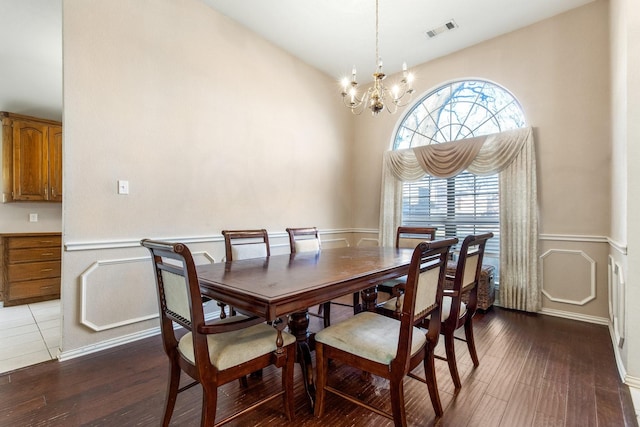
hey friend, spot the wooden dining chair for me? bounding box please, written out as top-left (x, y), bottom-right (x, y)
top-left (438, 232), bottom-right (493, 389)
top-left (314, 238), bottom-right (458, 426)
top-left (141, 239), bottom-right (296, 427)
top-left (220, 229), bottom-right (271, 318)
top-left (222, 229), bottom-right (270, 261)
top-left (286, 227), bottom-right (357, 328)
top-left (377, 226), bottom-right (438, 298)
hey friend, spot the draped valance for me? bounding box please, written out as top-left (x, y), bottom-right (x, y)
top-left (384, 127), bottom-right (532, 180)
top-left (379, 126), bottom-right (540, 312)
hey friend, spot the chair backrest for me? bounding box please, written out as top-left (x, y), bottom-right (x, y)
top-left (393, 237), bottom-right (457, 370)
top-left (286, 227), bottom-right (321, 254)
top-left (395, 226), bottom-right (437, 249)
top-left (448, 232), bottom-right (494, 317)
top-left (222, 229), bottom-right (270, 261)
top-left (141, 239), bottom-right (203, 354)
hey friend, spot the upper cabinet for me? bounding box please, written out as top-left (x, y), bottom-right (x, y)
top-left (1, 112), bottom-right (62, 203)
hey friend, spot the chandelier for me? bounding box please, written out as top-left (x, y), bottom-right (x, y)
top-left (340, 0), bottom-right (415, 115)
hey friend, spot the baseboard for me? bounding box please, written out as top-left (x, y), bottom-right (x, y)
top-left (537, 307), bottom-right (609, 325)
top-left (59, 326), bottom-right (161, 362)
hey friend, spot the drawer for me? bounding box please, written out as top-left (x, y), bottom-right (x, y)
top-left (7, 261), bottom-right (61, 282)
top-left (9, 247), bottom-right (61, 263)
top-left (7, 277), bottom-right (60, 300)
top-left (7, 235), bottom-right (61, 250)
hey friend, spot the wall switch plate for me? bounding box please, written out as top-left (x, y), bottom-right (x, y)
top-left (117, 180), bottom-right (129, 195)
top-left (29, 213), bottom-right (38, 222)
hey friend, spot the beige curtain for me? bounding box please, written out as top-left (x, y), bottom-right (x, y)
top-left (379, 127), bottom-right (539, 312)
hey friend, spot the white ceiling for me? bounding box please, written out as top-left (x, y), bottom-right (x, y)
top-left (203, 0), bottom-right (596, 81)
top-left (1, 0), bottom-right (595, 120)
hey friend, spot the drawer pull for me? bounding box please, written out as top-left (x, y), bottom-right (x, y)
top-left (40, 285), bottom-right (53, 290)
top-left (39, 240), bottom-right (54, 244)
top-left (41, 268), bottom-right (54, 272)
top-left (41, 252), bottom-right (54, 256)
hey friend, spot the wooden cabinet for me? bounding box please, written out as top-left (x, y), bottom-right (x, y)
top-left (0, 233), bottom-right (61, 306)
top-left (1, 112), bottom-right (62, 203)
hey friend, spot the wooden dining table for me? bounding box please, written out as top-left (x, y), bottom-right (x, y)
top-left (197, 245), bottom-right (414, 409)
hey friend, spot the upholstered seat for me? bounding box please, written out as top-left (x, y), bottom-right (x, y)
top-left (378, 293), bottom-right (468, 323)
top-left (314, 311), bottom-right (426, 365)
top-left (141, 239), bottom-right (296, 426)
top-left (178, 321), bottom-right (295, 371)
top-left (314, 238), bottom-right (457, 426)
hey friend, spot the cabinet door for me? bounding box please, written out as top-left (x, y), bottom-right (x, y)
top-left (12, 120), bottom-right (48, 201)
top-left (48, 125), bottom-right (63, 202)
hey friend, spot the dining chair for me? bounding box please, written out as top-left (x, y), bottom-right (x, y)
top-left (314, 238), bottom-right (457, 426)
top-left (141, 239), bottom-right (296, 427)
top-left (437, 232), bottom-right (493, 389)
top-left (222, 229), bottom-right (270, 261)
top-left (286, 227), bottom-right (357, 328)
top-left (220, 229), bottom-right (271, 318)
top-left (377, 226), bottom-right (438, 298)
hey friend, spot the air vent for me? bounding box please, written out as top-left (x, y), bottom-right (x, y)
top-left (425, 19), bottom-right (458, 39)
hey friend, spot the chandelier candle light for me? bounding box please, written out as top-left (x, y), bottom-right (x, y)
top-left (341, 0), bottom-right (415, 115)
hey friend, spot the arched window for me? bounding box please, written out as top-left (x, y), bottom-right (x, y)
top-left (393, 79), bottom-right (527, 269)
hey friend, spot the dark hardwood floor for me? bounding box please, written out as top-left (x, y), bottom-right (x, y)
top-left (0, 307), bottom-right (637, 426)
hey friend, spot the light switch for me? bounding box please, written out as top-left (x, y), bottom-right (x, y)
top-left (117, 180), bottom-right (129, 195)
top-left (29, 213), bottom-right (38, 222)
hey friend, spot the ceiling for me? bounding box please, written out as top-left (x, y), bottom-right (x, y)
top-left (203, 0), bottom-right (596, 81)
top-left (1, 0), bottom-right (595, 120)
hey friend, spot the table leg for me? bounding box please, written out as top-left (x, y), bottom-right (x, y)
top-left (288, 310), bottom-right (315, 410)
top-left (360, 286), bottom-right (379, 311)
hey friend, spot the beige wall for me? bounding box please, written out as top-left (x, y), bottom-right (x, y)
top-left (61, 0), bottom-right (352, 352)
top-left (0, 201), bottom-right (61, 233)
top-left (351, 1), bottom-right (612, 320)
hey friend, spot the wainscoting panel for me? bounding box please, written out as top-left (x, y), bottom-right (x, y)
top-left (541, 249), bottom-right (596, 305)
top-left (80, 251), bottom-right (214, 332)
top-left (608, 256), bottom-right (626, 348)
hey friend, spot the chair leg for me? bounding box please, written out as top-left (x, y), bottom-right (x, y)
top-left (282, 344), bottom-right (296, 421)
top-left (200, 383), bottom-right (218, 427)
top-left (423, 348), bottom-right (443, 416)
top-left (314, 344), bottom-right (327, 418)
top-left (444, 332), bottom-right (462, 389)
top-left (464, 317), bottom-right (479, 367)
top-left (389, 377), bottom-right (407, 427)
top-left (322, 302), bottom-right (331, 328)
top-left (162, 361), bottom-right (181, 427)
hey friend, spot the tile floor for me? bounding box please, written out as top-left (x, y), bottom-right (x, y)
top-left (0, 299), bottom-right (60, 375)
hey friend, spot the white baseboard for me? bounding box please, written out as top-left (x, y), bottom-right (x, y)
top-left (537, 307), bottom-right (609, 325)
top-left (59, 326), bottom-right (160, 361)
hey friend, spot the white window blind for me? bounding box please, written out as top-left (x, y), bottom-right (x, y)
top-left (401, 171), bottom-right (500, 254)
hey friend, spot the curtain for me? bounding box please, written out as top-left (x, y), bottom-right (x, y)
top-left (379, 127), bottom-right (539, 312)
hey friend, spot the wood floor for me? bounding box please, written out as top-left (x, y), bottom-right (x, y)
top-left (0, 307), bottom-right (637, 426)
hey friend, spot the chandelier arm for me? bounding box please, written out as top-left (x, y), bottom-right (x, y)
top-left (339, 0), bottom-right (415, 116)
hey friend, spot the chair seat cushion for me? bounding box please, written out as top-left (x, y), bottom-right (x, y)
top-left (314, 311), bottom-right (426, 365)
top-left (441, 295), bottom-right (467, 321)
top-left (178, 322), bottom-right (295, 371)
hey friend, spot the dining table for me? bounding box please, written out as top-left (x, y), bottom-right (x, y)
top-left (197, 245), bottom-right (414, 409)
